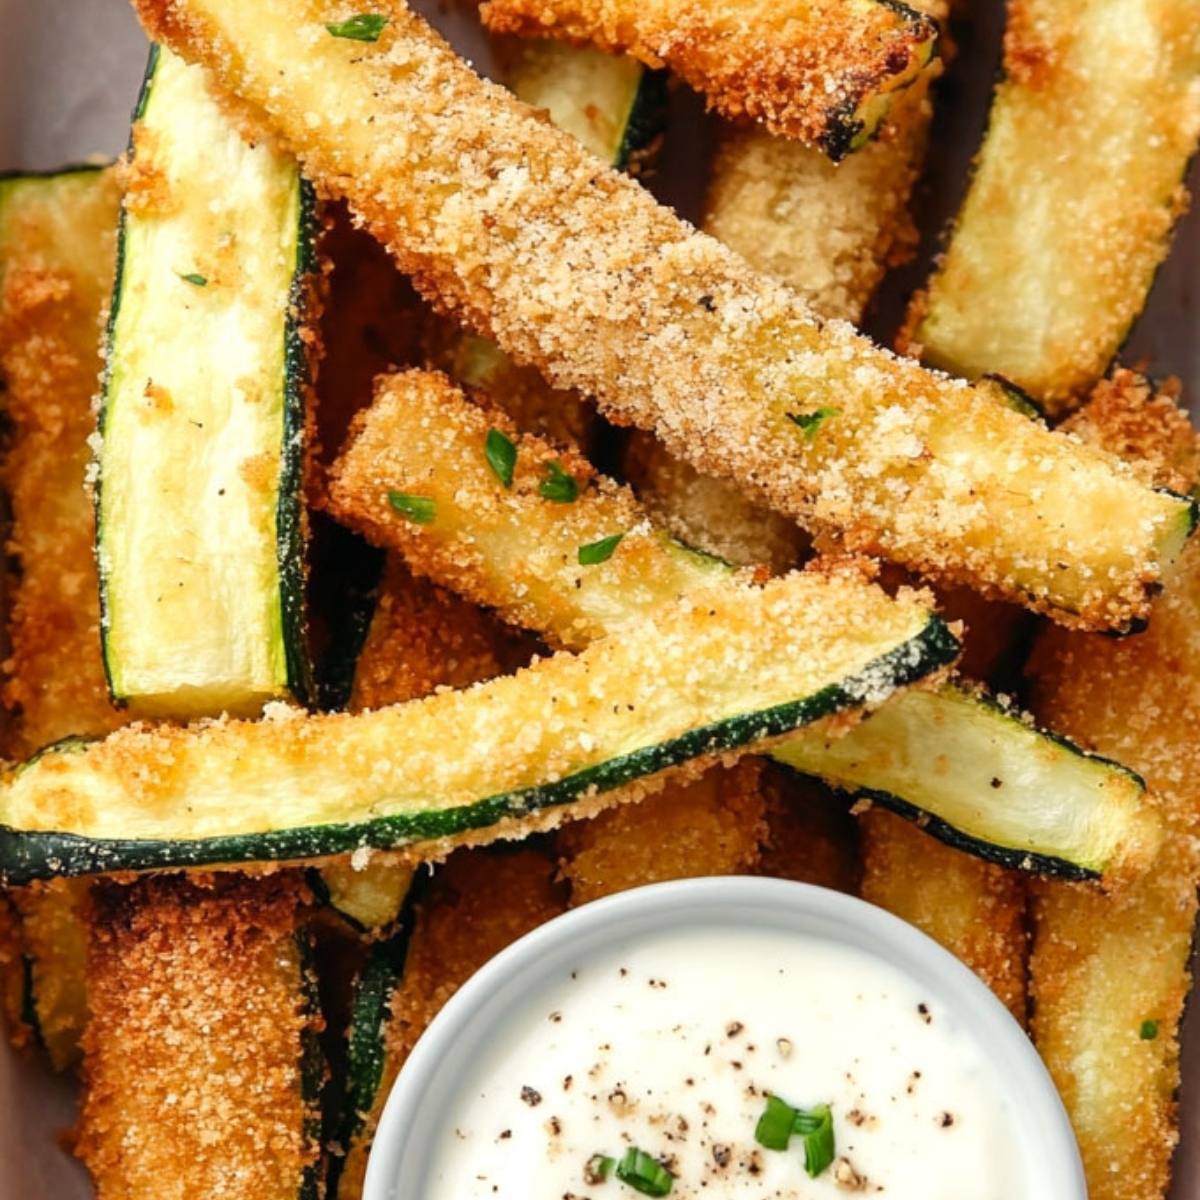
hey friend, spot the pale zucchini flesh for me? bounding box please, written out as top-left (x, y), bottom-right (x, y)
top-left (130, 0), bottom-right (1196, 633)
top-left (0, 571), bottom-right (953, 884)
top-left (98, 45), bottom-right (314, 717)
top-left (910, 0), bottom-right (1200, 409)
top-left (327, 371), bottom-right (1161, 879)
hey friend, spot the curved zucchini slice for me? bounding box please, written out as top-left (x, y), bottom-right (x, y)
top-left (97, 45), bottom-right (315, 717)
top-left (908, 0), bottom-right (1200, 410)
top-left (327, 370), bottom-right (1161, 880)
top-left (0, 569), bottom-right (952, 885)
top-left (309, 860), bottom-right (413, 934)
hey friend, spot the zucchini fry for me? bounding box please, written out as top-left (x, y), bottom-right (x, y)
top-left (860, 809), bottom-right (1027, 1019)
top-left (479, 0), bottom-right (937, 157)
top-left (1025, 379), bottom-right (1200, 1200)
top-left (755, 769), bottom-right (861, 893)
top-left (906, 0), bottom-right (1200, 409)
top-left (334, 849), bottom-right (565, 1199)
top-left (132, 0), bottom-right (1194, 631)
top-left (1, 563), bottom-right (953, 884)
top-left (76, 873), bottom-right (323, 1200)
top-left (0, 167), bottom-right (123, 755)
top-left (558, 760), bottom-right (767, 905)
top-left (327, 369), bottom-right (1161, 880)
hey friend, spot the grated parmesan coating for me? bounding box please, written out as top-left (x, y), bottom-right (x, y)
top-left (907, 0), bottom-right (1200, 409)
top-left (0, 169), bottom-right (125, 757)
top-left (337, 848), bottom-right (566, 1198)
top-left (1025, 380), bottom-right (1200, 1200)
top-left (860, 808), bottom-right (1028, 1021)
top-left (76, 873), bottom-right (321, 1200)
top-left (131, 0), bottom-right (1192, 630)
top-left (479, 0), bottom-right (937, 153)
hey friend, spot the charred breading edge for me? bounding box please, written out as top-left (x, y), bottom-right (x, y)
top-left (0, 167), bottom-right (124, 758)
top-left (860, 809), bottom-right (1027, 1020)
top-left (335, 849), bottom-right (566, 1200)
top-left (132, 0), bottom-right (1194, 632)
top-left (905, 0), bottom-right (1200, 410)
top-left (1025, 376), bottom-right (1200, 1200)
top-left (75, 873), bottom-right (322, 1200)
top-left (479, 0), bottom-right (938, 157)
top-left (327, 369), bottom-right (1163, 881)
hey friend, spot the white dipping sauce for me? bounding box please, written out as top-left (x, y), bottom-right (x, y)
top-left (424, 926), bottom-right (1046, 1199)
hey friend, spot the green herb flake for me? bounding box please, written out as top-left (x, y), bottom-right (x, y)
top-left (539, 460), bottom-right (579, 504)
top-left (325, 13), bottom-right (389, 41)
top-left (754, 1094), bottom-right (798, 1151)
top-left (787, 406), bottom-right (840, 441)
top-left (386, 491), bottom-right (436, 525)
top-left (1140, 1019), bottom-right (1159, 1041)
top-left (178, 272), bottom-right (207, 287)
top-left (485, 428), bottom-right (517, 489)
top-left (585, 1153), bottom-right (616, 1184)
top-left (793, 1104), bottom-right (835, 1178)
top-left (615, 1147), bottom-right (673, 1196)
top-left (578, 533), bottom-right (624, 566)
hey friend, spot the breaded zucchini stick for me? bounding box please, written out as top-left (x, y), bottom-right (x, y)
top-left (327, 369), bottom-right (1161, 881)
top-left (1025, 378), bottom-right (1200, 1200)
top-left (0, 167), bottom-right (124, 755)
top-left (479, 0), bottom-right (937, 157)
top-left (76, 873), bottom-right (322, 1200)
top-left (335, 849), bottom-right (565, 1198)
top-left (132, 0), bottom-right (1194, 631)
top-left (906, 0), bottom-right (1200, 409)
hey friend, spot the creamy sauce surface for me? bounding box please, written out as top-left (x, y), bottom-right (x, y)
top-left (424, 926), bottom-right (1044, 1199)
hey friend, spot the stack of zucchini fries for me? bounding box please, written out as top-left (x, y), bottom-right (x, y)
top-left (0, 0), bottom-right (1197, 1197)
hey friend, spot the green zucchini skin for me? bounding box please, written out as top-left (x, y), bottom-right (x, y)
top-left (96, 44), bottom-right (315, 714)
top-left (299, 932), bottom-right (327, 1200)
top-left (0, 618), bottom-right (956, 886)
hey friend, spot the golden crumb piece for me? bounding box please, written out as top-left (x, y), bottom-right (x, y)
top-left (0, 893), bottom-right (32, 1053)
top-left (0, 168), bottom-right (125, 757)
top-left (559, 759), bottom-right (767, 904)
top-left (131, 0), bottom-right (1191, 631)
top-left (860, 809), bottom-right (1028, 1020)
top-left (480, 0), bottom-right (937, 154)
top-left (76, 873), bottom-right (321, 1200)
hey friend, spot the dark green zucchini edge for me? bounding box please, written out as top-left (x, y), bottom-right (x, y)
top-left (299, 931), bottom-right (327, 1200)
top-left (95, 42), bottom-right (316, 706)
top-left (615, 68), bottom-right (668, 173)
top-left (0, 616), bottom-right (957, 885)
top-left (326, 875), bottom-right (425, 1199)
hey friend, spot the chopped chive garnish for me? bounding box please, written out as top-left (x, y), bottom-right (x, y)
top-left (178, 272), bottom-right (207, 287)
top-left (485, 428), bottom-right (517, 488)
top-left (615, 1147), bottom-right (673, 1195)
top-left (539, 460), bottom-right (579, 503)
top-left (578, 533), bottom-right (624, 566)
top-left (1140, 1019), bottom-right (1159, 1040)
top-left (386, 491), bottom-right (435, 525)
top-left (787, 406), bottom-right (840, 440)
top-left (585, 1153), bottom-right (616, 1184)
top-left (754, 1094), bottom-right (797, 1151)
top-left (793, 1104), bottom-right (835, 1178)
top-left (325, 12), bottom-right (389, 41)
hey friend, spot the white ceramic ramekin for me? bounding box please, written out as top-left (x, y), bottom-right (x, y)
top-left (364, 876), bottom-right (1085, 1199)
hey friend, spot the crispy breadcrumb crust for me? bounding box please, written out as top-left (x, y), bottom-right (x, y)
top-left (859, 808), bottom-right (1028, 1020)
top-left (76, 873), bottom-right (321, 1200)
top-left (0, 169), bottom-right (124, 757)
top-left (907, 0), bottom-right (1200, 409)
top-left (350, 555), bottom-right (535, 712)
top-left (132, 0), bottom-right (1189, 631)
top-left (479, 0), bottom-right (937, 153)
top-left (558, 759), bottom-right (766, 904)
top-left (1029, 835), bottom-right (1199, 1200)
top-left (337, 848), bottom-right (565, 1198)
top-left (0, 892), bottom-right (31, 1052)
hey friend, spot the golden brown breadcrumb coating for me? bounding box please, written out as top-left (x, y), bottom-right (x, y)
top-left (859, 808), bottom-right (1028, 1020)
top-left (131, 0), bottom-right (1191, 632)
top-left (479, 0), bottom-right (937, 154)
top-left (558, 760), bottom-right (767, 905)
top-left (0, 893), bottom-right (31, 1053)
top-left (0, 168), bottom-right (124, 757)
top-left (337, 849), bottom-right (565, 1197)
top-left (76, 873), bottom-right (321, 1200)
